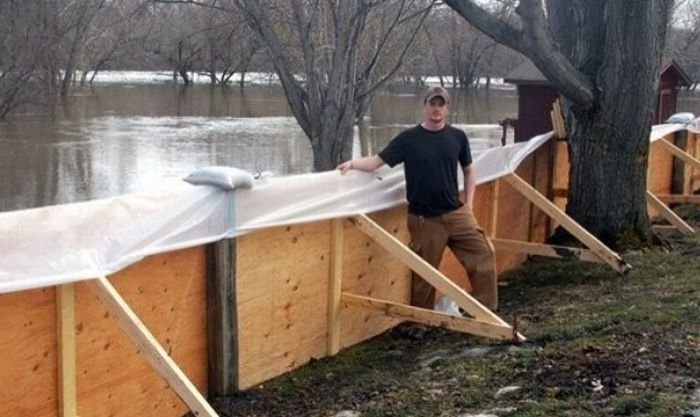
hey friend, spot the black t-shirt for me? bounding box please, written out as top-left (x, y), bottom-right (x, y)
top-left (379, 124), bottom-right (472, 216)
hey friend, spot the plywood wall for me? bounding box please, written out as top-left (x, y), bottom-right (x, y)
top-left (0, 287), bottom-right (58, 417)
top-left (75, 247), bottom-right (208, 417)
top-left (235, 207), bottom-right (412, 390)
top-left (4, 130), bottom-right (689, 411)
top-left (0, 247), bottom-right (208, 417)
top-left (234, 143), bottom-right (563, 390)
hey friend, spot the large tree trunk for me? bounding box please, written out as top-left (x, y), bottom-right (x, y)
top-left (310, 105), bottom-right (356, 171)
top-left (551, 0), bottom-right (669, 246)
top-left (445, 0), bottom-right (672, 246)
top-left (311, 124), bottom-right (354, 171)
top-left (565, 106), bottom-right (653, 245)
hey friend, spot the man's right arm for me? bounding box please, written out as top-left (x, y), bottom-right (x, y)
top-left (337, 155), bottom-right (385, 175)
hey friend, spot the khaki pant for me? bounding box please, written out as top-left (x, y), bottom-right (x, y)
top-left (407, 206), bottom-right (498, 310)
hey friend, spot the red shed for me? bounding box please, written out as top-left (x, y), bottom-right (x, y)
top-left (504, 59), bottom-right (693, 142)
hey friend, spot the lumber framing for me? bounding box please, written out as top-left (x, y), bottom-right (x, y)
top-left (489, 179), bottom-right (500, 239)
top-left (503, 174), bottom-right (631, 274)
top-left (206, 239), bottom-right (238, 396)
top-left (348, 214), bottom-right (524, 342)
top-left (342, 293), bottom-right (517, 341)
top-left (57, 284), bottom-right (78, 417)
top-left (491, 238), bottom-right (603, 263)
top-left (327, 218), bottom-right (344, 355)
top-left (644, 136), bottom-right (699, 235)
top-left (89, 276), bottom-right (218, 417)
top-left (658, 138), bottom-right (700, 170)
top-left (652, 225), bottom-right (677, 236)
top-left (646, 191), bottom-right (694, 235)
top-left (550, 99), bottom-right (566, 139)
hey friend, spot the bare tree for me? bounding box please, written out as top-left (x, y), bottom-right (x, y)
top-left (444, 0), bottom-right (673, 246)
top-left (80, 1), bottom-right (154, 84)
top-left (147, 4), bottom-right (206, 84)
top-left (54, 0), bottom-right (108, 96)
top-left (0, 1), bottom-right (51, 118)
top-left (199, 9), bottom-right (263, 85)
top-left (153, 0), bottom-right (433, 171)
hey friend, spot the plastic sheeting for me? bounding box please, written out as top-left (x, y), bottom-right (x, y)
top-left (0, 125), bottom-right (692, 294)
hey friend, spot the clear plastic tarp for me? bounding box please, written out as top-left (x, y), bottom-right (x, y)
top-left (0, 124), bottom-right (694, 294)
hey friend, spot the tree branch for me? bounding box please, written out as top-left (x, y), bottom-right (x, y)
top-left (358, 1), bottom-right (434, 99)
top-left (443, 0), bottom-right (595, 107)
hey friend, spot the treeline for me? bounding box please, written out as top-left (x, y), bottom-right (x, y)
top-left (1, 0), bottom-right (699, 120)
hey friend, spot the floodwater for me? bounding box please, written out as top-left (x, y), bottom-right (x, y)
top-left (0, 84), bottom-right (519, 212)
top-left (1, 82), bottom-right (698, 213)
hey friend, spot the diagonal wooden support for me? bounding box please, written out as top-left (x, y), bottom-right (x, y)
top-left (349, 214), bottom-right (525, 342)
top-left (655, 194), bottom-right (700, 205)
top-left (653, 225), bottom-right (677, 236)
top-left (503, 174), bottom-right (631, 274)
top-left (657, 138), bottom-right (700, 170)
top-left (89, 276), bottom-right (219, 417)
top-left (646, 191), bottom-right (694, 235)
top-left (342, 293), bottom-right (518, 341)
top-left (491, 238), bottom-right (604, 263)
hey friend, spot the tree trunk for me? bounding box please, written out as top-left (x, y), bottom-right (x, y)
top-left (444, 0), bottom-right (672, 246)
top-left (310, 111), bottom-right (355, 172)
top-left (565, 103), bottom-right (653, 245)
top-left (552, 0), bottom-right (669, 246)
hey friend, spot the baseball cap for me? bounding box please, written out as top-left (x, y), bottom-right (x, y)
top-left (423, 86), bottom-right (450, 104)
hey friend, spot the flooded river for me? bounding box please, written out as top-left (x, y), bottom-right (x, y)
top-left (1, 81), bottom-right (698, 213)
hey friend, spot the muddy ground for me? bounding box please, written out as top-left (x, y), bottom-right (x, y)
top-left (212, 208), bottom-right (700, 417)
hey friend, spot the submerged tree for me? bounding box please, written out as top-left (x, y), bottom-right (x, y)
top-left (444, 0), bottom-right (673, 246)
top-left (0, 2), bottom-right (52, 118)
top-left (154, 0), bottom-right (433, 171)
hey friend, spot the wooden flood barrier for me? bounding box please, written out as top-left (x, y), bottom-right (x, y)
top-left (1, 127), bottom-right (695, 416)
top-left (1, 247), bottom-right (209, 417)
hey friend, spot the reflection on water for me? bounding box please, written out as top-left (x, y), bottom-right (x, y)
top-left (1, 84), bottom-right (516, 212)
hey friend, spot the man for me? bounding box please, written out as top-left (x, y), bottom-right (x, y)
top-left (337, 86), bottom-right (498, 311)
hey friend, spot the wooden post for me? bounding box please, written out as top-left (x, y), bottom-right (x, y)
top-left (503, 174), bottom-right (631, 274)
top-left (57, 284), bottom-right (78, 417)
top-left (684, 132), bottom-right (694, 196)
top-left (671, 131), bottom-right (689, 195)
top-left (550, 99), bottom-right (566, 139)
top-left (90, 276), bottom-right (219, 417)
top-left (646, 191), bottom-right (694, 235)
top-left (327, 218), bottom-right (344, 356)
top-left (545, 138), bottom-right (559, 236)
top-left (206, 239), bottom-right (238, 396)
top-left (489, 180), bottom-right (500, 239)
